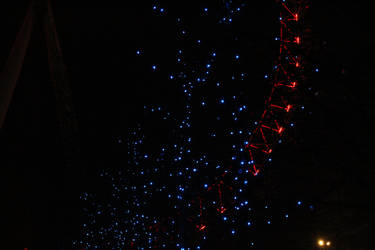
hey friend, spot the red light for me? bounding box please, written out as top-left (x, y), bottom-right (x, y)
top-left (295, 37), bottom-right (300, 44)
top-left (291, 81), bottom-right (297, 88)
top-left (217, 206), bottom-right (227, 214)
top-left (278, 127), bottom-right (284, 134)
top-left (286, 105), bottom-right (292, 112)
top-left (295, 13), bottom-right (299, 21)
top-left (253, 169), bottom-right (259, 176)
top-left (198, 224), bottom-right (206, 231)
top-left (296, 62), bottom-right (299, 67)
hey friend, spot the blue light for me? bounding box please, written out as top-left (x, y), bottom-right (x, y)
top-left (297, 201), bottom-right (302, 205)
top-left (247, 221), bottom-right (251, 226)
top-left (206, 64), bottom-right (211, 68)
top-left (315, 68), bottom-right (319, 72)
top-left (220, 99), bottom-right (225, 104)
top-left (223, 216), bottom-right (227, 221)
top-left (152, 65), bottom-right (157, 70)
top-left (160, 8), bottom-right (164, 12)
top-left (231, 230), bottom-right (235, 235)
top-left (204, 184), bottom-right (208, 188)
top-left (204, 8), bottom-right (208, 12)
top-left (136, 50), bottom-right (141, 55)
top-left (235, 54), bottom-right (240, 60)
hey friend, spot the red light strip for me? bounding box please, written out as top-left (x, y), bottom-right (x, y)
top-left (246, 0), bottom-right (307, 175)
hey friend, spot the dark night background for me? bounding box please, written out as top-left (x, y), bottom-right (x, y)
top-left (0, 1), bottom-right (373, 249)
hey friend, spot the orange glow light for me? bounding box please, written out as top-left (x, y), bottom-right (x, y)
top-left (286, 105), bottom-right (292, 112)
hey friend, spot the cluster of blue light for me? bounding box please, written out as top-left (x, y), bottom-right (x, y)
top-left (217, 1), bottom-right (246, 24)
top-left (75, 1), bottom-right (316, 248)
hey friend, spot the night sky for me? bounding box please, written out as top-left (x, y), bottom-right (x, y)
top-left (0, 1), bottom-right (373, 249)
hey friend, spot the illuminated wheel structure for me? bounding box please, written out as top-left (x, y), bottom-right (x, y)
top-left (147, 0), bottom-right (309, 248)
top-left (74, 1), bottom-right (311, 249)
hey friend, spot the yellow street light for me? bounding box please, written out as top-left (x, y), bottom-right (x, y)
top-left (317, 238), bottom-right (331, 249)
top-left (318, 240), bottom-right (325, 246)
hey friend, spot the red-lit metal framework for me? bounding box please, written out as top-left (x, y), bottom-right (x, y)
top-left (246, 0), bottom-right (308, 176)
